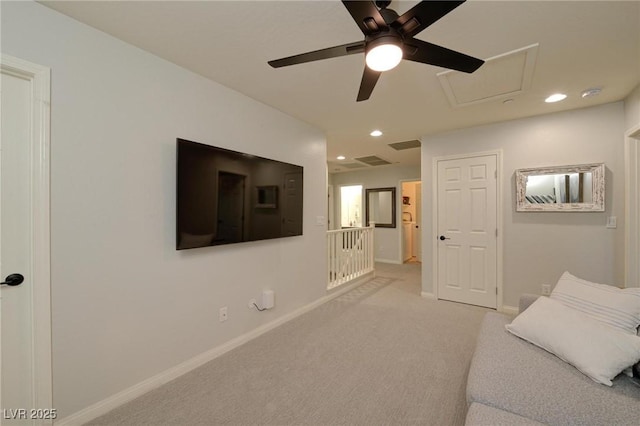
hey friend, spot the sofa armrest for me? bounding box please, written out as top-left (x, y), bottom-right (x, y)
top-left (519, 293), bottom-right (540, 314)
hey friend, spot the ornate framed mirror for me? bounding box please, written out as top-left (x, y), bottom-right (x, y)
top-left (515, 163), bottom-right (605, 212)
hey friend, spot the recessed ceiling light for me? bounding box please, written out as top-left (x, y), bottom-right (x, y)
top-left (503, 99), bottom-right (514, 104)
top-left (581, 87), bottom-right (601, 98)
top-left (370, 130), bottom-right (383, 137)
top-left (336, 155), bottom-right (346, 160)
top-left (545, 93), bottom-right (567, 103)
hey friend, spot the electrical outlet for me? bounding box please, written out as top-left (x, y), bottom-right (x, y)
top-left (219, 306), bottom-right (228, 322)
top-left (541, 284), bottom-right (551, 296)
top-left (248, 299), bottom-right (256, 309)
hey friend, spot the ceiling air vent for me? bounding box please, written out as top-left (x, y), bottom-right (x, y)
top-left (355, 155), bottom-right (392, 166)
top-left (388, 140), bottom-right (421, 151)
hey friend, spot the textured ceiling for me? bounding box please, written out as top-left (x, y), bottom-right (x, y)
top-left (41, 1), bottom-right (640, 172)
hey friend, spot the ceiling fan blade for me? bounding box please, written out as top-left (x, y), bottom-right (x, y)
top-left (268, 41), bottom-right (365, 68)
top-left (342, 0), bottom-right (388, 35)
top-left (394, 1), bottom-right (465, 38)
top-left (357, 66), bottom-right (381, 102)
top-left (403, 39), bottom-right (484, 73)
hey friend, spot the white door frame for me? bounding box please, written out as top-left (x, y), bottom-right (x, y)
top-left (625, 124), bottom-right (640, 288)
top-left (431, 150), bottom-right (504, 311)
top-left (327, 184), bottom-right (334, 230)
top-left (1, 54), bottom-right (52, 414)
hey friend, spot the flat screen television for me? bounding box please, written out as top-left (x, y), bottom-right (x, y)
top-left (176, 138), bottom-right (304, 250)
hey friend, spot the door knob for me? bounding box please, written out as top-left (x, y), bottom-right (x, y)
top-left (439, 235), bottom-right (450, 241)
top-left (1, 273), bottom-right (24, 286)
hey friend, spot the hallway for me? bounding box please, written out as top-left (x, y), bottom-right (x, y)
top-left (375, 261), bottom-right (422, 295)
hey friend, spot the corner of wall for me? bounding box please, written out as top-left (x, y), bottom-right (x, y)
top-left (624, 84), bottom-right (640, 131)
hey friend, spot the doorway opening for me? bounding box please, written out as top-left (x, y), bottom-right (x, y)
top-left (340, 184), bottom-right (363, 228)
top-left (401, 180), bottom-right (422, 264)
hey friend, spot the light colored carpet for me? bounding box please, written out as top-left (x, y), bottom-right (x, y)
top-left (88, 263), bottom-right (489, 425)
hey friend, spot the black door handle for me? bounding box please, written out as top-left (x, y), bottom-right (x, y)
top-left (439, 235), bottom-right (450, 241)
top-left (1, 273), bottom-right (24, 286)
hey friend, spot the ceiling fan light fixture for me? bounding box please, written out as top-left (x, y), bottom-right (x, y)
top-left (268, 1), bottom-right (483, 102)
top-left (365, 36), bottom-right (403, 72)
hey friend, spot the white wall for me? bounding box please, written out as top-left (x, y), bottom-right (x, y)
top-left (421, 102), bottom-right (625, 307)
top-left (330, 165), bottom-right (420, 263)
top-left (2, 1), bottom-right (327, 419)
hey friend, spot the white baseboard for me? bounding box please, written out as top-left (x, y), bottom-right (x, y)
top-left (55, 274), bottom-right (374, 426)
top-left (421, 292), bottom-right (436, 300)
top-left (375, 258), bottom-right (402, 264)
top-left (499, 305), bottom-right (518, 316)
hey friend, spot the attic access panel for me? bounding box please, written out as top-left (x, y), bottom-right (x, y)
top-left (438, 44), bottom-right (539, 107)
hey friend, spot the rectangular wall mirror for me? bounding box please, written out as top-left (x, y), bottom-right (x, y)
top-left (515, 163), bottom-right (605, 212)
top-left (366, 187), bottom-right (396, 228)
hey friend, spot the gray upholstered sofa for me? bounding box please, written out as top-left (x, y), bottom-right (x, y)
top-left (465, 294), bottom-right (640, 425)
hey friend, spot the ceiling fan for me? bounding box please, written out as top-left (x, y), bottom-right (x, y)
top-left (268, 0), bottom-right (484, 102)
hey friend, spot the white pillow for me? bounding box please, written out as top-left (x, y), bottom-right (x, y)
top-left (550, 271), bottom-right (640, 335)
top-left (506, 296), bottom-right (640, 386)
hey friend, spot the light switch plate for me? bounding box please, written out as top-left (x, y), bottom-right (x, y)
top-left (606, 216), bottom-right (617, 229)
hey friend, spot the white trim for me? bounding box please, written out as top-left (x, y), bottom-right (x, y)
top-left (431, 150), bottom-right (504, 310)
top-left (421, 292), bottom-right (436, 300)
top-left (1, 54), bottom-right (52, 419)
top-left (625, 124), bottom-right (640, 288)
top-left (56, 272), bottom-right (374, 426)
top-left (374, 258), bottom-right (402, 264)
top-left (327, 184), bottom-right (334, 230)
top-left (496, 152), bottom-right (504, 312)
top-left (431, 162), bottom-right (438, 300)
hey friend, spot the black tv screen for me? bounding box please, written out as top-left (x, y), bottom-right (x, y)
top-left (176, 139), bottom-right (303, 250)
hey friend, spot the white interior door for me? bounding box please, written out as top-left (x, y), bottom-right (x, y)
top-left (1, 56), bottom-right (52, 424)
top-left (436, 155), bottom-right (497, 308)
